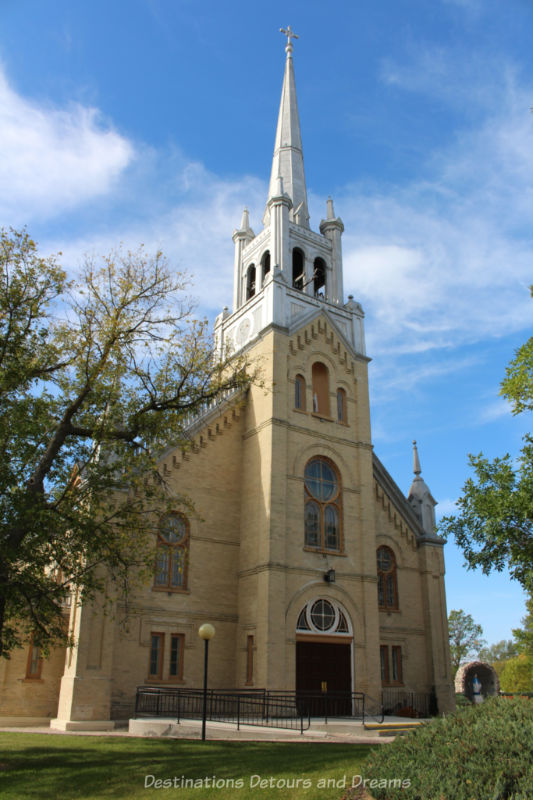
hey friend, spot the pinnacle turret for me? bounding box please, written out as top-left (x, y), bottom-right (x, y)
top-left (407, 441), bottom-right (437, 538)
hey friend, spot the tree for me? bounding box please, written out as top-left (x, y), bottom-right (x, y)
top-left (440, 288), bottom-right (533, 593)
top-left (478, 639), bottom-right (519, 676)
top-left (478, 639), bottom-right (519, 664)
top-left (499, 654), bottom-right (533, 692)
top-left (448, 609), bottom-right (486, 674)
top-left (497, 595), bottom-right (533, 691)
top-left (0, 229), bottom-right (251, 658)
top-left (513, 593), bottom-right (533, 657)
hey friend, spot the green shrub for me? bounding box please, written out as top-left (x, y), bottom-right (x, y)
top-left (454, 693), bottom-right (471, 708)
top-left (356, 697), bottom-right (533, 799)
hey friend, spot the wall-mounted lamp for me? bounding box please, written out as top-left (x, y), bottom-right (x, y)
top-left (324, 568), bottom-right (336, 583)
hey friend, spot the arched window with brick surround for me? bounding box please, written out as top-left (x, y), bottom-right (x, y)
top-left (154, 513), bottom-right (189, 591)
top-left (304, 457), bottom-right (342, 552)
top-left (377, 546), bottom-right (398, 610)
top-left (312, 362), bottom-right (330, 416)
top-left (337, 388), bottom-right (347, 423)
top-left (295, 374), bottom-right (306, 411)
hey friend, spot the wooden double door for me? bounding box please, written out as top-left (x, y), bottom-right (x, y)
top-left (296, 639), bottom-right (352, 716)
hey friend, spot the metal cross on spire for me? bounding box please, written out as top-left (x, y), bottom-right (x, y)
top-left (280, 25), bottom-right (299, 54)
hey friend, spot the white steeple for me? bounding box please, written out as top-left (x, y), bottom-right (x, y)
top-left (264, 26), bottom-right (309, 228)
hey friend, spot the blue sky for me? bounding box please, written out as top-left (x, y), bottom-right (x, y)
top-left (1, 0), bottom-right (532, 648)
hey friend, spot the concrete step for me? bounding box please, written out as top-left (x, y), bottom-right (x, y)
top-left (364, 721), bottom-right (424, 736)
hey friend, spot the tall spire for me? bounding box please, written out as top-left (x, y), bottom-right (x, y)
top-left (413, 440), bottom-right (422, 476)
top-left (265, 26), bottom-right (309, 228)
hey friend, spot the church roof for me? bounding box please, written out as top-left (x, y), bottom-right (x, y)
top-left (373, 452), bottom-right (425, 539)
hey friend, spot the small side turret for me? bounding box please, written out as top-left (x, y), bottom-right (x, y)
top-left (408, 441), bottom-right (437, 537)
top-left (232, 208), bottom-right (255, 310)
top-left (319, 196), bottom-right (344, 304)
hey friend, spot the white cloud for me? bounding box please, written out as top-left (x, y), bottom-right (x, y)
top-left (0, 64), bottom-right (134, 224)
top-left (478, 398), bottom-right (514, 424)
top-left (435, 498), bottom-right (458, 518)
top-left (338, 67), bottom-right (533, 360)
top-left (42, 159), bottom-right (267, 318)
top-left (19, 43), bottom-right (532, 402)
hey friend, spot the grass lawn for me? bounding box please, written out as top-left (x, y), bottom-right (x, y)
top-left (0, 733), bottom-right (374, 800)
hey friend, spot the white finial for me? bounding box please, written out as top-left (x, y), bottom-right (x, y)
top-left (327, 196), bottom-right (335, 220)
top-left (413, 440), bottom-right (422, 476)
top-left (240, 207), bottom-right (250, 230)
top-left (280, 25), bottom-right (299, 55)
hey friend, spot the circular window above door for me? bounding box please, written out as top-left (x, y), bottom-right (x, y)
top-left (296, 598), bottom-right (351, 635)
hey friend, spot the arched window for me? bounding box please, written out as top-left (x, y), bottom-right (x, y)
top-left (313, 257), bottom-right (326, 297)
top-left (304, 457), bottom-right (342, 552)
top-left (154, 513), bottom-right (189, 591)
top-left (261, 250), bottom-right (271, 283)
top-left (377, 546), bottom-right (398, 610)
top-left (246, 264), bottom-right (256, 300)
top-left (336, 388), bottom-right (347, 423)
top-left (292, 248), bottom-right (305, 291)
top-left (312, 362), bottom-right (330, 416)
top-left (297, 599), bottom-right (351, 635)
top-left (294, 374), bottom-right (306, 411)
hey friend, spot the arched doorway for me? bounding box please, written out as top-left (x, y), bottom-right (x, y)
top-left (295, 598), bottom-right (353, 715)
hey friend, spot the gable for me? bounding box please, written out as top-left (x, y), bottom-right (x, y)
top-left (288, 309), bottom-right (368, 378)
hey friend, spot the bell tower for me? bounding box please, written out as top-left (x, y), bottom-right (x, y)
top-left (215, 27), bottom-right (366, 360)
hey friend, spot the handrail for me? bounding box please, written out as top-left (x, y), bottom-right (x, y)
top-left (135, 687), bottom-right (310, 733)
top-left (135, 687), bottom-right (391, 726)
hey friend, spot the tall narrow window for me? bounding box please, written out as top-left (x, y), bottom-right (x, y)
top-left (392, 646), bottom-right (403, 683)
top-left (313, 257), bottom-right (326, 297)
top-left (377, 546), bottom-right (398, 610)
top-left (246, 635), bottom-right (254, 685)
top-left (294, 374), bottom-right (306, 411)
top-left (154, 513), bottom-right (189, 591)
top-left (261, 250), bottom-right (271, 283)
top-left (292, 248), bottom-right (305, 290)
top-left (336, 388), bottom-right (347, 423)
top-left (311, 362), bottom-right (330, 417)
top-left (246, 264), bottom-right (256, 300)
top-left (149, 633), bottom-right (164, 679)
top-left (304, 457), bottom-right (342, 552)
top-left (26, 640), bottom-right (42, 679)
top-left (381, 645), bottom-right (403, 685)
top-left (380, 645), bottom-right (389, 684)
top-left (169, 634), bottom-right (184, 679)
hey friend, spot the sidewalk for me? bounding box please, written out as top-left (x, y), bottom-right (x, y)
top-left (0, 716), bottom-right (425, 744)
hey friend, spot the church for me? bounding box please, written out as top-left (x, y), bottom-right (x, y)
top-left (0, 29), bottom-right (454, 728)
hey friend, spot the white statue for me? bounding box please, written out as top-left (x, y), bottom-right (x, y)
top-left (472, 673), bottom-right (483, 704)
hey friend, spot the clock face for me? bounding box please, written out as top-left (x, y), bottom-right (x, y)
top-left (159, 513), bottom-right (187, 544)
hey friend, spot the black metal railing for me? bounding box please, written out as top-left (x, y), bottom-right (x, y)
top-left (135, 688), bottom-right (310, 733)
top-left (381, 688), bottom-right (436, 718)
top-left (134, 687), bottom-right (386, 728)
top-left (268, 689), bottom-right (383, 723)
